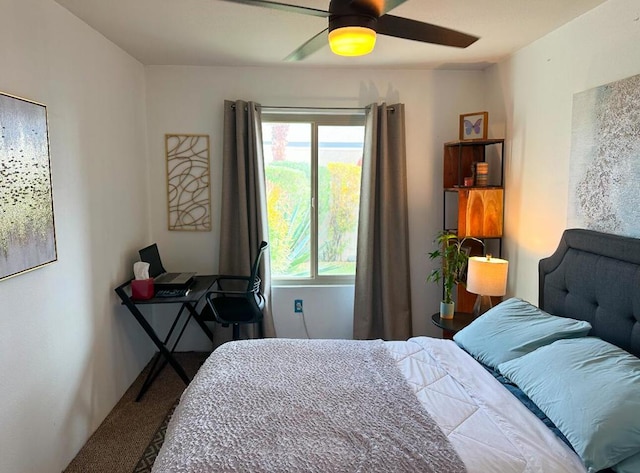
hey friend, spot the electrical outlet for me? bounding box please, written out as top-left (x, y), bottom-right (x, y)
top-left (294, 299), bottom-right (303, 313)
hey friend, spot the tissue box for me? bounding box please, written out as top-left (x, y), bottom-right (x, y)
top-left (131, 279), bottom-right (154, 300)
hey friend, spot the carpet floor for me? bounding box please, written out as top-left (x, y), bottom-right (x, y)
top-left (132, 399), bottom-right (178, 473)
top-left (63, 351), bottom-right (209, 473)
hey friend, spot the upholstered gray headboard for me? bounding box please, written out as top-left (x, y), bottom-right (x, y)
top-left (539, 228), bottom-right (640, 357)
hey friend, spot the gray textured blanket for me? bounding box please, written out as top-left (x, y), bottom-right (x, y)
top-left (153, 338), bottom-right (467, 473)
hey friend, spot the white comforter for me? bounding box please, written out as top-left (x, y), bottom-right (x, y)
top-left (386, 337), bottom-right (587, 473)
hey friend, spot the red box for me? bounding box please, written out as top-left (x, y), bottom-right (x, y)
top-left (131, 279), bottom-right (154, 300)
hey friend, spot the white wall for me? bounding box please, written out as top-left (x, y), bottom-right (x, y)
top-left (144, 65), bottom-right (487, 345)
top-left (0, 1), bottom-right (152, 472)
top-left (485, 0), bottom-right (640, 303)
top-left (273, 286), bottom-right (355, 339)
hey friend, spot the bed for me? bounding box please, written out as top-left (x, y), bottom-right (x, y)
top-left (152, 229), bottom-right (640, 473)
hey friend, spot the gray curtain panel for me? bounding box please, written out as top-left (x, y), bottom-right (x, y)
top-left (218, 99), bottom-right (275, 343)
top-left (353, 103), bottom-right (413, 340)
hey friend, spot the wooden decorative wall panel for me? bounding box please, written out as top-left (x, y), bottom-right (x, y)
top-left (165, 134), bottom-right (211, 231)
top-left (457, 188), bottom-right (503, 238)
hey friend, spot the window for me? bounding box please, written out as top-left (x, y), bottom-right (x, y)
top-left (262, 111), bottom-right (365, 284)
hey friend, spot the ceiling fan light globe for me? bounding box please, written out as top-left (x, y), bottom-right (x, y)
top-left (328, 26), bottom-right (376, 56)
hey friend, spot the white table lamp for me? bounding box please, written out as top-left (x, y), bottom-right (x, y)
top-left (466, 255), bottom-right (509, 316)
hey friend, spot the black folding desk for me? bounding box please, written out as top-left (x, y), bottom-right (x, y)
top-left (115, 275), bottom-right (217, 400)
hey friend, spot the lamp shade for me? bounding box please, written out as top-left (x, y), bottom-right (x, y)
top-left (466, 256), bottom-right (509, 296)
top-left (328, 26), bottom-right (376, 56)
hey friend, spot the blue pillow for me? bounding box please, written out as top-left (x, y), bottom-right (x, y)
top-left (498, 337), bottom-right (640, 472)
top-left (615, 451), bottom-right (640, 473)
top-left (453, 297), bottom-right (591, 370)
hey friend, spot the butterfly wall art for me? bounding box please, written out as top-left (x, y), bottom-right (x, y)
top-left (459, 111), bottom-right (488, 140)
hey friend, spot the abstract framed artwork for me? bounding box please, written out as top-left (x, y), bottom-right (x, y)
top-left (0, 91), bottom-right (57, 281)
top-left (568, 74), bottom-right (640, 238)
top-left (459, 111), bottom-right (488, 141)
top-left (165, 134), bottom-right (211, 231)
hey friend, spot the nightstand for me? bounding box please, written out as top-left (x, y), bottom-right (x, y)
top-left (431, 312), bottom-right (476, 340)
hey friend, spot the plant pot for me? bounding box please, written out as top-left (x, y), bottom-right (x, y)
top-left (440, 301), bottom-right (455, 319)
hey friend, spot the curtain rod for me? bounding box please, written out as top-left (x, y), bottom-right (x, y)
top-left (262, 106), bottom-right (371, 112)
top-left (230, 104), bottom-right (395, 112)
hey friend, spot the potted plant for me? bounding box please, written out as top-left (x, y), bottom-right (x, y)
top-left (427, 231), bottom-right (483, 319)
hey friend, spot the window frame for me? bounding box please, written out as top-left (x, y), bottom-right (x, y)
top-left (262, 109), bottom-right (365, 287)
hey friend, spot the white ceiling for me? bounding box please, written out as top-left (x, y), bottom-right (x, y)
top-left (54, 0), bottom-right (606, 70)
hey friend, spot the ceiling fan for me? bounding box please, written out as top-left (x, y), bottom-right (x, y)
top-left (219, 0), bottom-right (479, 61)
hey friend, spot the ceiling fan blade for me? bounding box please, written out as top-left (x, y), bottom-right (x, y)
top-left (377, 14), bottom-right (479, 48)
top-left (379, 0), bottom-right (408, 14)
top-left (284, 28), bottom-right (329, 61)
top-left (218, 0), bottom-right (329, 18)
top-left (349, 0), bottom-right (408, 17)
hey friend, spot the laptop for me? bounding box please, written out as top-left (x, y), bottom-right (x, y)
top-left (138, 243), bottom-right (196, 289)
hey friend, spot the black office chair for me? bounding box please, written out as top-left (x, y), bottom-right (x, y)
top-left (202, 241), bottom-right (268, 341)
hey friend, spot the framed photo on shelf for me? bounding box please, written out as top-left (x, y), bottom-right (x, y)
top-left (459, 111), bottom-right (488, 140)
